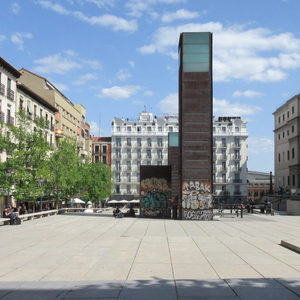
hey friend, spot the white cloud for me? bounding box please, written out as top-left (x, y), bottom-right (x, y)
top-left (143, 90), bottom-right (153, 96)
top-left (247, 137), bottom-right (273, 154)
top-left (90, 121), bottom-right (101, 136)
top-left (213, 98), bottom-right (262, 116)
top-left (233, 90), bottom-right (264, 98)
top-left (37, 1), bottom-right (137, 32)
top-left (132, 100), bottom-right (143, 105)
top-left (125, 0), bottom-right (187, 17)
top-left (11, 32), bottom-right (33, 50)
top-left (157, 93), bottom-right (178, 113)
top-left (86, 0), bottom-right (115, 9)
top-left (72, 73), bottom-right (98, 85)
top-left (161, 9), bottom-right (199, 23)
top-left (137, 22), bottom-right (300, 82)
top-left (97, 85), bottom-right (140, 99)
top-left (117, 69), bottom-right (132, 81)
top-left (11, 3), bottom-right (20, 14)
top-left (33, 53), bottom-right (81, 74)
top-left (0, 35), bottom-right (6, 44)
top-left (129, 61), bottom-right (135, 67)
top-left (81, 59), bottom-right (102, 69)
top-left (51, 82), bottom-right (69, 91)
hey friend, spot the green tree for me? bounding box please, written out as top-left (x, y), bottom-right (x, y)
top-left (45, 137), bottom-right (80, 208)
top-left (79, 160), bottom-right (112, 206)
top-left (0, 110), bottom-right (51, 203)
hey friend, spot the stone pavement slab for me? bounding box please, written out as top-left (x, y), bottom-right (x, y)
top-left (0, 212), bottom-right (300, 299)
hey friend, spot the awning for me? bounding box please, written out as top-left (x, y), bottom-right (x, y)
top-left (70, 198), bottom-right (85, 204)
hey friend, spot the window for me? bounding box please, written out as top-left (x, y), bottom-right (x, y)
top-left (137, 127), bottom-right (142, 132)
top-left (169, 127), bottom-right (173, 132)
top-left (222, 127), bottom-right (226, 132)
top-left (137, 138), bottom-right (141, 147)
top-left (235, 127), bottom-right (239, 132)
top-left (95, 145), bottom-right (99, 152)
top-left (157, 149), bottom-right (162, 159)
top-left (278, 153), bottom-right (280, 163)
top-left (287, 111), bottom-right (289, 118)
top-left (278, 116), bottom-right (280, 123)
top-left (292, 148), bottom-right (295, 159)
top-left (127, 138), bottom-right (131, 146)
top-left (127, 173), bottom-right (131, 183)
top-left (147, 127), bottom-right (151, 132)
top-left (287, 130), bottom-right (289, 136)
top-left (137, 149), bottom-right (141, 158)
top-left (27, 101), bottom-right (32, 115)
top-left (40, 108), bottom-right (43, 118)
top-left (95, 156), bottom-right (99, 163)
top-left (293, 175), bottom-right (295, 186)
top-left (283, 114), bottom-right (285, 121)
top-left (116, 138), bottom-right (121, 147)
top-left (147, 161), bottom-right (151, 165)
top-left (127, 161), bottom-right (131, 170)
top-left (103, 145), bottom-right (107, 153)
top-left (116, 161), bottom-right (121, 171)
top-left (278, 134), bottom-right (280, 140)
top-left (115, 173), bottom-right (120, 183)
top-left (102, 156), bottom-right (107, 164)
top-left (157, 138), bottom-right (163, 147)
top-left (115, 185), bottom-right (120, 194)
top-left (116, 126), bottom-right (120, 132)
top-left (213, 127), bottom-right (216, 132)
top-left (127, 126), bottom-right (131, 132)
top-left (283, 132), bottom-right (285, 138)
top-left (116, 149), bottom-right (121, 158)
top-left (126, 185), bottom-right (131, 194)
top-left (19, 96), bottom-right (24, 110)
top-left (222, 138), bottom-right (226, 147)
top-left (292, 106), bottom-right (295, 114)
top-left (147, 138), bottom-right (151, 147)
top-left (127, 149), bottom-right (131, 159)
top-left (147, 150), bottom-right (151, 159)
top-left (292, 126), bottom-right (294, 133)
top-left (158, 127), bottom-right (162, 132)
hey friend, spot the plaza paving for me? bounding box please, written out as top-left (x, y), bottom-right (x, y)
top-left (0, 211), bottom-right (300, 299)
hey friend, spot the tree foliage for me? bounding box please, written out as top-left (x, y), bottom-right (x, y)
top-left (79, 160), bottom-right (113, 205)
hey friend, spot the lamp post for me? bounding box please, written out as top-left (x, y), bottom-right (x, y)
top-left (38, 176), bottom-right (44, 211)
top-left (6, 169), bottom-right (11, 206)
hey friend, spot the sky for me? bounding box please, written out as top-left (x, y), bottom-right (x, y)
top-left (1, 0), bottom-right (300, 174)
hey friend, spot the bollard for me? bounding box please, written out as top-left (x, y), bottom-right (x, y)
top-left (271, 209), bottom-right (274, 216)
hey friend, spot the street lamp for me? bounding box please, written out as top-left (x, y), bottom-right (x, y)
top-left (6, 169), bottom-right (11, 206)
top-left (38, 176), bottom-right (44, 211)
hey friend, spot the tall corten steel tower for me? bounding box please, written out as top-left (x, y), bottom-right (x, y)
top-left (178, 32), bottom-right (213, 220)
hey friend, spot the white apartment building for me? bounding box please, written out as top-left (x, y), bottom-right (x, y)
top-left (213, 117), bottom-right (248, 203)
top-left (111, 111), bottom-right (179, 196)
top-left (273, 94), bottom-right (300, 194)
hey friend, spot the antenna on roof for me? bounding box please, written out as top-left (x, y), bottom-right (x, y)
top-left (98, 112), bottom-right (101, 137)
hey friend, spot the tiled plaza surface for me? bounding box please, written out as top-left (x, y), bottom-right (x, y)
top-left (0, 211), bottom-right (300, 299)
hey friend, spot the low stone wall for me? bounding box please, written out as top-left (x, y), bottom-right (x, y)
top-left (287, 199), bottom-right (300, 216)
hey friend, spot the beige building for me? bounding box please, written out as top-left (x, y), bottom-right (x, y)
top-left (18, 69), bottom-right (91, 159)
top-left (16, 82), bottom-right (58, 147)
top-left (273, 94), bottom-right (300, 194)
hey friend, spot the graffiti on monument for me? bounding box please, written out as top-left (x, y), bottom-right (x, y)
top-left (182, 181), bottom-right (213, 220)
top-left (140, 177), bottom-right (171, 218)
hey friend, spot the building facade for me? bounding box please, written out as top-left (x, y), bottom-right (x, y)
top-left (273, 95), bottom-right (300, 194)
top-left (247, 170), bottom-right (274, 203)
top-left (213, 116), bottom-right (248, 203)
top-left (111, 111), bottom-right (179, 196)
top-left (18, 69), bottom-right (91, 159)
top-left (92, 137), bottom-right (111, 166)
top-left (16, 82), bottom-right (58, 148)
top-left (0, 57), bottom-right (21, 162)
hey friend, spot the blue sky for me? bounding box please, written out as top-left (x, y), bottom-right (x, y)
top-left (1, 0), bottom-right (300, 173)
